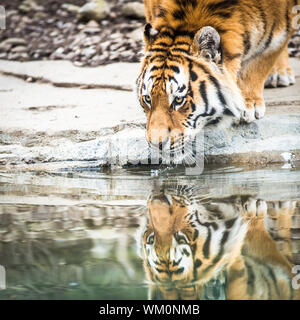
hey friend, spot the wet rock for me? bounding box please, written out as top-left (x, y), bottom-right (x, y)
top-left (121, 2), bottom-right (145, 19)
top-left (78, 0), bottom-right (109, 22)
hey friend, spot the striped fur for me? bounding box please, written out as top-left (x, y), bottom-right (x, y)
top-left (138, 193), bottom-right (300, 300)
top-left (137, 0), bottom-right (299, 161)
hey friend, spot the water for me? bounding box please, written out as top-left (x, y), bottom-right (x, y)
top-left (0, 164), bottom-right (300, 300)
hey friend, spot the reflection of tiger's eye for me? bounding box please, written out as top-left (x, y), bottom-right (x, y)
top-left (175, 232), bottom-right (189, 244)
top-left (146, 233), bottom-right (154, 245)
top-left (175, 97), bottom-right (184, 104)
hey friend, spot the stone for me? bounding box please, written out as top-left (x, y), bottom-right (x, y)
top-left (61, 3), bottom-right (80, 14)
top-left (128, 27), bottom-right (143, 42)
top-left (19, 0), bottom-right (44, 13)
top-left (86, 20), bottom-right (100, 28)
top-left (1, 38), bottom-right (27, 46)
top-left (11, 46), bottom-right (28, 53)
top-left (77, 0), bottom-right (109, 22)
top-left (121, 2), bottom-right (145, 19)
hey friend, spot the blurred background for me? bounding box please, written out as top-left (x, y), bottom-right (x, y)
top-left (0, 0), bottom-right (146, 67)
top-left (0, 0), bottom-right (299, 67)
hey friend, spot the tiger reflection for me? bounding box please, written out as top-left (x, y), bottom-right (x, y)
top-left (138, 191), bottom-right (299, 300)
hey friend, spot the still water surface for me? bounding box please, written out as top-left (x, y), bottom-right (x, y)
top-left (0, 165), bottom-right (299, 300)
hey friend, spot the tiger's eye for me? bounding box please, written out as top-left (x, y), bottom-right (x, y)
top-left (175, 97), bottom-right (184, 104)
top-left (144, 95), bottom-right (151, 104)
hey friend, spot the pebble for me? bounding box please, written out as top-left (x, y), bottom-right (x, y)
top-left (121, 2), bottom-right (145, 19)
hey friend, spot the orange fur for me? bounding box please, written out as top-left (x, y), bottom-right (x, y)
top-left (137, 0), bottom-right (299, 153)
top-left (141, 195), bottom-right (300, 300)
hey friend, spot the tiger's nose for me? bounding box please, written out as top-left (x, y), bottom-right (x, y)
top-left (148, 128), bottom-right (170, 149)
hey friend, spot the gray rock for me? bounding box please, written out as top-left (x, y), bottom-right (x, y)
top-left (1, 38), bottom-right (27, 46)
top-left (78, 0), bottom-right (109, 22)
top-left (19, 0), bottom-right (44, 13)
top-left (121, 2), bottom-right (145, 19)
top-left (11, 45), bottom-right (28, 53)
top-left (128, 27), bottom-right (143, 42)
top-left (61, 3), bottom-right (80, 14)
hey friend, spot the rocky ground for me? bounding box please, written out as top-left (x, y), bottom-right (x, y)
top-left (0, 0), bottom-right (145, 66)
top-left (0, 0), bottom-right (300, 67)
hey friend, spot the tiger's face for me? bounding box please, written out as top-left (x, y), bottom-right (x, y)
top-left (140, 192), bottom-right (247, 290)
top-left (137, 25), bottom-right (245, 161)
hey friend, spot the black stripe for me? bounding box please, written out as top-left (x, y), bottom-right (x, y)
top-left (179, 0), bottom-right (197, 7)
top-left (189, 61), bottom-right (198, 81)
top-left (213, 11), bottom-right (233, 19)
top-left (255, 1), bottom-right (268, 45)
top-left (224, 108), bottom-right (235, 116)
top-left (266, 265), bottom-right (280, 297)
top-left (174, 41), bottom-right (191, 46)
top-left (157, 7), bottom-right (167, 18)
top-left (150, 54), bottom-right (165, 62)
top-left (286, 2), bottom-right (291, 34)
top-left (245, 262), bottom-right (255, 296)
top-left (200, 81), bottom-right (209, 113)
top-left (193, 229), bottom-right (199, 241)
top-left (155, 42), bottom-right (169, 47)
top-left (171, 48), bottom-right (189, 53)
top-left (175, 30), bottom-right (196, 39)
top-left (243, 31), bottom-right (251, 56)
top-left (202, 227), bottom-right (211, 259)
top-left (212, 230), bottom-right (229, 264)
top-left (172, 258), bottom-right (182, 267)
top-left (190, 101), bottom-right (196, 113)
top-left (264, 23), bottom-right (276, 50)
top-left (150, 65), bottom-right (161, 72)
top-left (151, 48), bottom-right (167, 53)
top-left (173, 9), bottom-right (186, 20)
top-left (155, 267), bottom-right (167, 273)
top-left (209, 75), bottom-right (227, 105)
top-left (178, 84), bottom-right (186, 92)
top-left (207, 116), bottom-right (221, 125)
top-left (225, 218), bottom-right (237, 229)
top-left (159, 30), bottom-right (174, 39)
top-left (206, 0), bottom-right (239, 11)
top-left (173, 267), bottom-right (184, 274)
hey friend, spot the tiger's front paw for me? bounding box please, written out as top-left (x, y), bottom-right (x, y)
top-left (241, 98), bottom-right (266, 123)
top-left (265, 70), bottom-right (295, 88)
top-left (243, 198), bottom-right (267, 219)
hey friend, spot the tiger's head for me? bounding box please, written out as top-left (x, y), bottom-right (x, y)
top-left (138, 191), bottom-right (248, 298)
top-left (136, 25), bottom-right (245, 162)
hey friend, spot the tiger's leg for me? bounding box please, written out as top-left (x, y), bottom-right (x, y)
top-left (265, 46), bottom-right (296, 88)
top-left (266, 201), bottom-right (296, 264)
top-left (237, 45), bottom-right (287, 123)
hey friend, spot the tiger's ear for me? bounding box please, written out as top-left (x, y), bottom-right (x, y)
top-left (144, 23), bottom-right (159, 48)
top-left (193, 26), bottom-right (222, 64)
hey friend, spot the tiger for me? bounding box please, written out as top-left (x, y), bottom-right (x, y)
top-left (137, 190), bottom-right (300, 300)
top-left (136, 0), bottom-right (299, 162)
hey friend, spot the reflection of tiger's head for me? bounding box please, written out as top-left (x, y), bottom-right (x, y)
top-left (139, 193), bottom-right (248, 293)
top-left (136, 25), bottom-right (245, 161)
